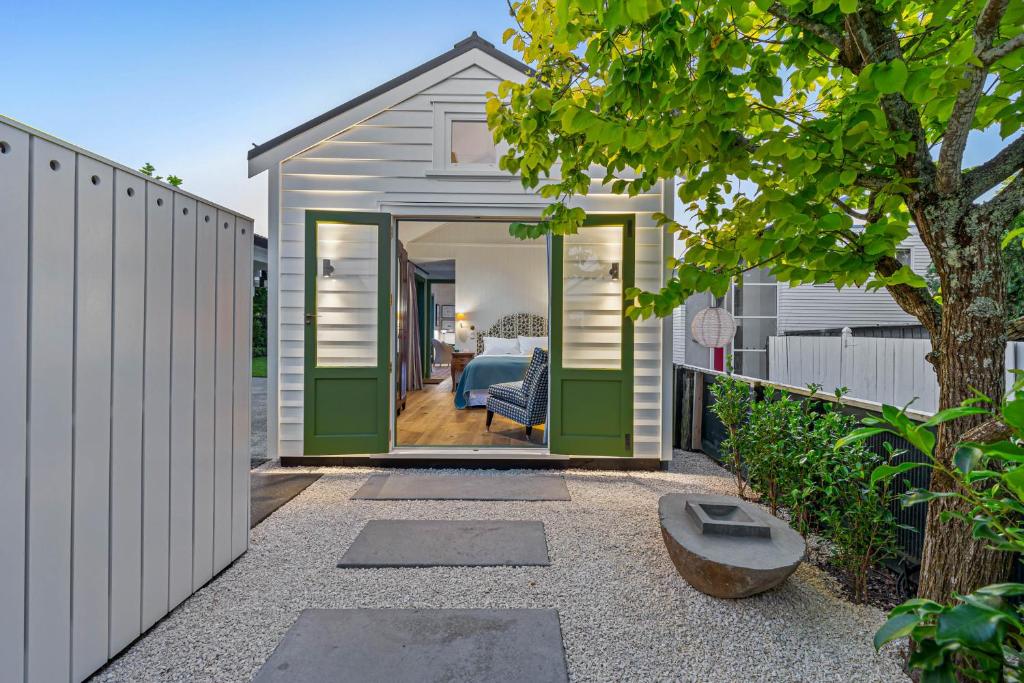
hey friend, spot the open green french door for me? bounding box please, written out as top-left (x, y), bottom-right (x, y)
top-left (550, 215), bottom-right (635, 457)
top-left (304, 211), bottom-right (390, 454)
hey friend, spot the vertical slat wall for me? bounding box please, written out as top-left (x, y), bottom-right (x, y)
top-left (0, 116), bottom-right (253, 683)
top-left (0, 121), bottom-right (29, 683)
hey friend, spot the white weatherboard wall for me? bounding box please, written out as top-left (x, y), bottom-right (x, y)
top-left (778, 231), bottom-right (930, 332)
top-left (768, 336), bottom-right (1024, 414)
top-left (270, 56), bottom-right (667, 459)
top-left (0, 115), bottom-right (253, 683)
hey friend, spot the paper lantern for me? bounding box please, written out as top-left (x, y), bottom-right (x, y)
top-left (691, 307), bottom-right (737, 348)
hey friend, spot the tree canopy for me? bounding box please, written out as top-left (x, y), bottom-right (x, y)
top-left (487, 0), bottom-right (1024, 329)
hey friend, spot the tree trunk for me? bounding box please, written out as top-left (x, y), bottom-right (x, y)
top-left (916, 208), bottom-right (1014, 603)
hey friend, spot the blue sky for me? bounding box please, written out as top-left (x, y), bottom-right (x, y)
top-left (3, 1), bottom-right (517, 235)
top-left (3, 2), bottom-right (1011, 237)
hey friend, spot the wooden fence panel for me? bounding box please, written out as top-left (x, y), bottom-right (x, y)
top-left (0, 120), bottom-right (29, 683)
top-left (214, 211), bottom-right (236, 572)
top-left (72, 154), bottom-right (115, 681)
top-left (0, 115), bottom-right (253, 682)
top-left (770, 335), bottom-right (1019, 414)
top-left (110, 169), bottom-right (147, 654)
top-left (169, 194), bottom-right (198, 609)
top-left (193, 203), bottom-right (218, 589)
top-left (26, 137), bottom-right (77, 683)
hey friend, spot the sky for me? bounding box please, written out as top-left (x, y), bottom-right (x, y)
top-left (2, 1), bottom-right (519, 236)
top-left (3, 2), bottom-right (1013, 238)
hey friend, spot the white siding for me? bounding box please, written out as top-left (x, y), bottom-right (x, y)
top-left (778, 231), bottom-right (930, 332)
top-left (273, 62), bottom-right (665, 459)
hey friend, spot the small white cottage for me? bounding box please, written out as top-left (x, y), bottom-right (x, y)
top-left (248, 33), bottom-right (673, 466)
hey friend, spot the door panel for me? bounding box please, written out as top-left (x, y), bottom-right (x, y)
top-left (550, 216), bottom-right (634, 457)
top-left (304, 211), bottom-right (390, 454)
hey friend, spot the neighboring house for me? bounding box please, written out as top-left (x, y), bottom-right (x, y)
top-left (247, 33), bottom-right (674, 465)
top-left (676, 229), bottom-right (931, 377)
top-left (254, 233), bottom-right (268, 287)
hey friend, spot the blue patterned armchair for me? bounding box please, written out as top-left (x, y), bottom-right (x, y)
top-left (485, 348), bottom-right (549, 439)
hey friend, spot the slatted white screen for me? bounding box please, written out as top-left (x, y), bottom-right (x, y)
top-left (315, 222), bottom-right (379, 367)
top-left (561, 225), bottom-right (624, 369)
top-left (0, 115), bottom-right (253, 683)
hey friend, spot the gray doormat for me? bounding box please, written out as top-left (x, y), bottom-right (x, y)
top-left (352, 474), bottom-right (571, 501)
top-left (252, 608), bottom-right (569, 683)
top-left (338, 520), bottom-right (550, 567)
top-left (251, 473), bottom-right (322, 528)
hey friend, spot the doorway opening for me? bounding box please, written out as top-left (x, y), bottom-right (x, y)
top-left (394, 219), bottom-right (550, 449)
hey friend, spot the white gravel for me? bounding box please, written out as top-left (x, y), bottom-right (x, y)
top-left (91, 451), bottom-right (907, 682)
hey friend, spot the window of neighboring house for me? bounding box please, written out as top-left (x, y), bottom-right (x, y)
top-left (450, 120), bottom-right (496, 165)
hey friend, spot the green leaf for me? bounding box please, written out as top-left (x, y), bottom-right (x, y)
top-left (874, 612), bottom-right (921, 649)
top-left (935, 603), bottom-right (1003, 648)
top-left (1002, 467), bottom-right (1024, 499)
top-left (922, 406), bottom-right (991, 427)
top-left (871, 461), bottom-right (927, 487)
top-left (872, 60), bottom-right (909, 94)
top-left (838, 0), bottom-right (857, 12)
top-left (836, 427), bottom-right (889, 448)
top-left (1004, 398), bottom-right (1024, 430)
top-left (953, 446), bottom-right (983, 475)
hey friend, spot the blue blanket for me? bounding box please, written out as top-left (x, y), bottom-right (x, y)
top-left (454, 355), bottom-right (529, 409)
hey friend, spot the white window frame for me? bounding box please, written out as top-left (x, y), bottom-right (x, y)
top-left (427, 98), bottom-right (509, 178)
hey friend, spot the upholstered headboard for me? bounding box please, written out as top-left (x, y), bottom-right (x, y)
top-left (476, 313), bottom-right (548, 355)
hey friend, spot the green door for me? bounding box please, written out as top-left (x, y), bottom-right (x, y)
top-left (304, 211), bottom-right (390, 454)
top-left (550, 215), bottom-right (635, 457)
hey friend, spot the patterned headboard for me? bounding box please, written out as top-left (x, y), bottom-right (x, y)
top-left (476, 313), bottom-right (548, 355)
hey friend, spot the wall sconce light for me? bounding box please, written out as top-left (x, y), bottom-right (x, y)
top-left (322, 258), bottom-right (335, 278)
top-left (608, 262), bottom-right (620, 281)
top-left (455, 312), bottom-right (467, 322)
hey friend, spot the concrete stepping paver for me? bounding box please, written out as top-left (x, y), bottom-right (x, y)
top-left (352, 474), bottom-right (571, 501)
top-left (338, 519), bottom-right (550, 567)
top-left (252, 608), bottom-right (569, 683)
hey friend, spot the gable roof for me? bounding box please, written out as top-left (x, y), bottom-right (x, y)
top-left (247, 32), bottom-right (529, 163)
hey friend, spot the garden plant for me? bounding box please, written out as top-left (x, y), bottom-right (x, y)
top-left (843, 377), bottom-right (1024, 681)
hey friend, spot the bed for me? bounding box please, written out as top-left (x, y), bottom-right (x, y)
top-left (453, 313), bottom-right (547, 409)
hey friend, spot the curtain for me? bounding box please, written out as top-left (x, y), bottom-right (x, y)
top-left (406, 257), bottom-right (423, 391)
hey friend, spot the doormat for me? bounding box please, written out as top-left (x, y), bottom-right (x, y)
top-left (252, 608), bottom-right (569, 683)
top-left (251, 473), bottom-right (322, 528)
top-left (352, 474), bottom-right (570, 501)
top-left (337, 520), bottom-right (549, 568)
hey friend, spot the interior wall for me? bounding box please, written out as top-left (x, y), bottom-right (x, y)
top-left (407, 243), bottom-right (548, 347)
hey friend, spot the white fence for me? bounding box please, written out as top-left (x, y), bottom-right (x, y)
top-left (768, 335), bottom-right (1024, 414)
top-left (0, 115), bottom-right (253, 683)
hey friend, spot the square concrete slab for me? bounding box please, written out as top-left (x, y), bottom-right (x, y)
top-left (338, 520), bottom-right (550, 567)
top-left (252, 608), bottom-right (569, 683)
top-left (251, 473), bottom-right (322, 528)
top-left (352, 474), bottom-right (571, 501)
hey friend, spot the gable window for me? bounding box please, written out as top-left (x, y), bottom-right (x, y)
top-left (430, 99), bottom-right (509, 177)
top-left (450, 120), bottom-right (495, 165)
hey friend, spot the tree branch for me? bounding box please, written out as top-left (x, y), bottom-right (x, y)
top-left (1008, 316), bottom-right (1024, 342)
top-left (767, 3), bottom-right (844, 48)
top-left (876, 255), bottom-right (942, 339)
top-left (979, 32), bottom-right (1024, 65)
top-left (980, 171), bottom-right (1024, 224)
top-left (961, 417), bottom-right (1013, 445)
top-left (936, 0), bottom-right (1009, 194)
top-left (962, 135), bottom-right (1024, 201)
top-left (831, 195), bottom-right (869, 220)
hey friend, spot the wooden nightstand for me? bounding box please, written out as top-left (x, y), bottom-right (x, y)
top-left (450, 351), bottom-right (475, 392)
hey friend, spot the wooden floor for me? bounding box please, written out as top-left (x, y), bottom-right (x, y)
top-left (396, 376), bottom-right (545, 448)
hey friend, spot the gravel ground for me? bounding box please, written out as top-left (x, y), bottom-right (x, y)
top-left (91, 452), bottom-right (907, 682)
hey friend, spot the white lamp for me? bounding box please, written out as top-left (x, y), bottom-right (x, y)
top-left (691, 307), bottom-right (737, 349)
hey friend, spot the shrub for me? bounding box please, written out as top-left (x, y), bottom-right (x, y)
top-left (708, 373), bottom-right (751, 498)
top-left (849, 377), bottom-right (1024, 680)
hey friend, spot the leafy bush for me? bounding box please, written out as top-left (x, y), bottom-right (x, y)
top-left (251, 286), bottom-right (268, 358)
top-left (709, 376), bottom-right (901, 602)
top-left (847, 377), bottom-right (1024, 680)
top-left (708, 373), bottom-right (751, 498)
